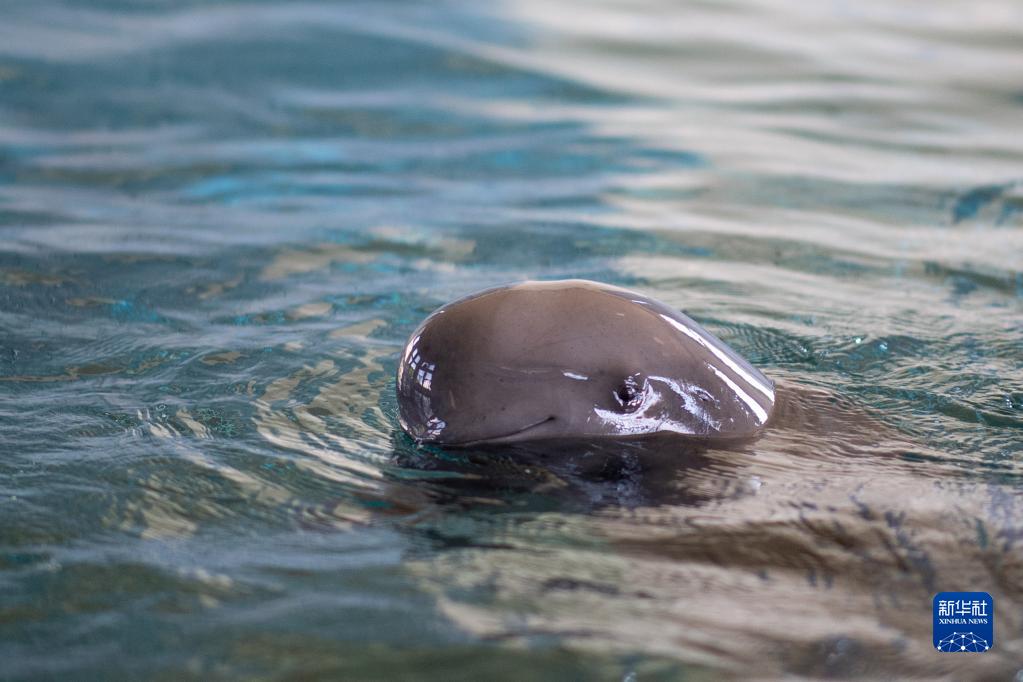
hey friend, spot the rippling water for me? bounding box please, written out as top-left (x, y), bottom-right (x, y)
top-left (2, 1), bottom-right (1022, 679)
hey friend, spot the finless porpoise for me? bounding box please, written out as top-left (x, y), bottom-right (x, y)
top-left (396, 280), bottom-right (774, 446)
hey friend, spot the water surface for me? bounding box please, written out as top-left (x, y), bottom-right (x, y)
top-left (2, 1), bottom-right (1022, 679)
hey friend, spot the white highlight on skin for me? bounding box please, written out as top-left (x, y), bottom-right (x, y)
top-left (398, 333), bottom-right (421, 384)
top-left (709, 365), bottom-right (769, 425)
top-left (654, 375), bottom-right (720, 431)
top-left (659, 314), bottom-right (774, 402)
top-left (562, 371), bottom-right (589, 381)
top-left (592, 375), bottom-right (720, 436)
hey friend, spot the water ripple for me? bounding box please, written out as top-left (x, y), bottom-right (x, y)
top-left (2, 0), bottom-right (1022, 678)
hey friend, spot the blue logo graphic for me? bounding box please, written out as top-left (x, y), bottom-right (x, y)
top-left (933, 592), bottom-right (993, 652)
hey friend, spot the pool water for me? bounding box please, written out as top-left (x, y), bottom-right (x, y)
top-left (2, 1), bottom-right (1022, 679)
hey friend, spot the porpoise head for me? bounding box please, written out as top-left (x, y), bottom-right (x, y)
top-left (396, 280), bottom-right (774, 446)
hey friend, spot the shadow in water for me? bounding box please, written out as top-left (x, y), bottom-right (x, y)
top-left (386, 379), bottom-right (904, 518)
top-left (390, 431), bottom-right (762, 514)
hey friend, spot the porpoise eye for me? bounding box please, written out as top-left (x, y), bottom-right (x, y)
top-left (614, 375), bottom-right (644, 409)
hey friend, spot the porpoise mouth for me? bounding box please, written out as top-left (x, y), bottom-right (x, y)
top-left (452, 416), bottom-right (557, 447)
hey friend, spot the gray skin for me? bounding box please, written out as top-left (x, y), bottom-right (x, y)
top-left (396, 279), bottom-right (775, 446)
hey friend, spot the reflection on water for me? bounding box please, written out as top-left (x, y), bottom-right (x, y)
top-left (0, 0), bottom-right (1021, 678)
top-left (407, 387), bottom-right (1023, 679)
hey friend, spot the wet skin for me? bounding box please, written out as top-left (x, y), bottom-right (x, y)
top-left (396, 280), bottom-right (775, 446)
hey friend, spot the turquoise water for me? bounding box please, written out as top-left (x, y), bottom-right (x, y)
top-left (2, 1), bottom-right (1022, 679)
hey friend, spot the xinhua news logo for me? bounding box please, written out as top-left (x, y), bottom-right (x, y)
top-left (933, 592), bottom-right (994, 653)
